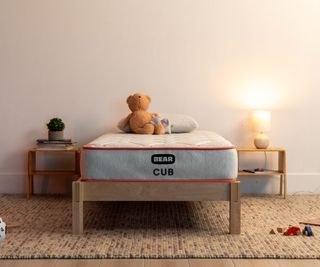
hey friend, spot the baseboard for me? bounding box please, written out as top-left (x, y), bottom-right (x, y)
top-left (1, 172), bottom-right (320, 195)
top-left (0, 173), bottom-right (72, 195)
top-left (239, 173), bottom-right (320, 195)
top-left (285, 173), bottom-right (320, 195)
top-left (0, 173), bottom-right (26, 194)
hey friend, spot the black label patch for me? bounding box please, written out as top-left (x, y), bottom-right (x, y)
top-left (151, 154), bottom-right (175, 165)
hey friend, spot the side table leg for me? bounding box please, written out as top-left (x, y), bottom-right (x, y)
top-left (26, 175), bottom-right (30, 199)
top-left (27, 151), bottom-right (35, 199)
top-left (280, 174), bottom-right (283, 196)
top-left (284, 174), bottom-right (287, 199)
top-left (27, 175), bottom-right (33, 199)
top-left (31, 175), bottom-right (34, 195)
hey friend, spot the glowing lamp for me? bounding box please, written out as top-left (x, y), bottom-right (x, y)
top-left (252, 111), bottom-right (271, 149)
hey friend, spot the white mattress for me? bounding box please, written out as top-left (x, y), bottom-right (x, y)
top-left (82, 130), bottom-right (238, 181)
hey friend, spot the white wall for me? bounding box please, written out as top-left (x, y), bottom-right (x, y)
top-left (1, 0), bottom-right (320, 195)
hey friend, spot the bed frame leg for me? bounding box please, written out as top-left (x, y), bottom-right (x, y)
top-left (72, 181), bottom-right (83, 235)
top-left (229, 182), bottom-right (241, 234)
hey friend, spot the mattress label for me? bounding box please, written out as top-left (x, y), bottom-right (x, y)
top-left (153, 168), bottom-right (174, 176)
top-left (151, 154), bottom-right (175, 176)
top-left (151, 154), bottom-right (175, 164)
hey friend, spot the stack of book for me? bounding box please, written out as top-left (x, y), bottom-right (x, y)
top-left (36, 139), bottom-right (76, 149)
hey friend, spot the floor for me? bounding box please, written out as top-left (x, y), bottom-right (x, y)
top-left (1, 259), bottom-right (320, 267)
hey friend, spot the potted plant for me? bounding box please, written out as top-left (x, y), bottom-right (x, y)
top-left (47, 117), bottom-right (65, 140)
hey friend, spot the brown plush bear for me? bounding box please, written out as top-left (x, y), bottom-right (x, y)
top-left (118, 93), bottom-right (165, 135)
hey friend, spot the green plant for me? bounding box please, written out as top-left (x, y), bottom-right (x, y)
top-left (46, 118), bottom-right (65, 131)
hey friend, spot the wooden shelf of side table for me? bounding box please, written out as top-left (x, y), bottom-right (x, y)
top-left (27, 147), bottom-right (81, 199)
top-left (237, 147), bottom-right (287, 198)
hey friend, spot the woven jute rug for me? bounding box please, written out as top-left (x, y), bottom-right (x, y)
top-left (0, 194), bottom-right (320, 259)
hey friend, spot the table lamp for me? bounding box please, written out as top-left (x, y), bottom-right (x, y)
top-left (252, 110), bottom-right (271, 149)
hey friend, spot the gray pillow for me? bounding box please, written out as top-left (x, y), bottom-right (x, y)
top-left (161, 114), bottom-right (199, 133)
top-left (117, 117), bottom-right (131, 133)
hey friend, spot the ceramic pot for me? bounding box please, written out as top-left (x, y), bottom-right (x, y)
top-left (48, 131), bottom-right (64, 141)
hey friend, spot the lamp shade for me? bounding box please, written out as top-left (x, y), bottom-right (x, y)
top-left (252, 111), bottom-right (271, 132)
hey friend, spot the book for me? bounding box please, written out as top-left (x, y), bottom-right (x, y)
top-left (35, 145), bottom-right (75, 150)
top-left (36, 143), bottom-right (74, 147)
top-left (37, 139), bottom-right (74, 144)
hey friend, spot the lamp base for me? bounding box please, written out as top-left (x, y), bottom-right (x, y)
top-left (254, 132), bottom-right (270, 149)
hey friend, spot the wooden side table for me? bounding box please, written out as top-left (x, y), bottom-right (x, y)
top-left (27, 147), bottom-right (81, 199)
top-left (237, 147), bottom-right (287, 198)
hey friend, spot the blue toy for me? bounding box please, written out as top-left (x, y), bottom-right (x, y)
top-left (303, 226), bottom-right (314, 236)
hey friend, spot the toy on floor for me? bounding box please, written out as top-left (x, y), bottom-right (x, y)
top-left (269, 227), bottom-right (287, 234)
top-left (302, 226), bottom-right (314, 236)
top-left (0, 217), bottom-right (6, 240)
top-left (270, 225), bottom-right (315, 237)
top-left (284, 226), bottom-right (301, 236)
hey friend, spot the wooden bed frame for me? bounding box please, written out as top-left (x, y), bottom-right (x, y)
top-left (72, 179), bottom-right (241, 235)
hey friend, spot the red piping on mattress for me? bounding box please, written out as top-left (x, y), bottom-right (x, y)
top-left (82, 146), bottom-right (236, 151)
top-left (80, 179), bottom-right (238, 183)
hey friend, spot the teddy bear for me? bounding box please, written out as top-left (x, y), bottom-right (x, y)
top-left (118, 93), bottom-right (165, 135)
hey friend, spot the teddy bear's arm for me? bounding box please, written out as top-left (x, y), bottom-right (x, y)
top-left (131, 123), bottom-right (155, 135)
top-left (150, 112), bottom-right (159, 118)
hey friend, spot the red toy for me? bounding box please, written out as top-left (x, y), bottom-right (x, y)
top-left (284, 226), bottom-right (301, 236)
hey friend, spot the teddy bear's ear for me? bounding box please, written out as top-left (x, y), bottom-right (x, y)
top-left (146, 95), bottom-right (152, 102)
top-left (126, 95), bottom-right (133, 104)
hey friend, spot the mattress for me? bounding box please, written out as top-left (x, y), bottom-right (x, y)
top-left (82, 130), bottom-right (238, 181)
